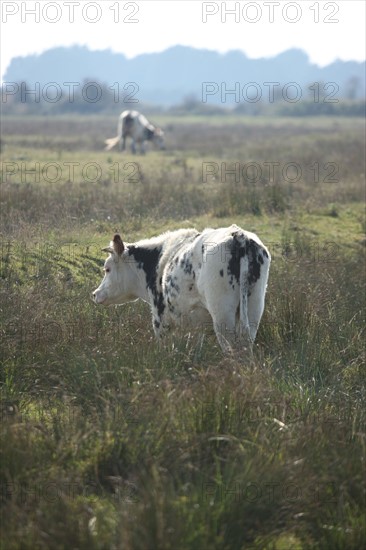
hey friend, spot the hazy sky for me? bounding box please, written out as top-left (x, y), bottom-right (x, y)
top-left (1, 0), bottom-right (365, 82)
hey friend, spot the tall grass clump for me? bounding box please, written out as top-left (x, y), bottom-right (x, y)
top-left (1, 225), bottom-right (365, 549)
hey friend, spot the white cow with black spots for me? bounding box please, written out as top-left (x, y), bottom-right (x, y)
top-left (105, 110), bottom-right (165, 154)
top-left (93, 225), bottom-right (271, 352)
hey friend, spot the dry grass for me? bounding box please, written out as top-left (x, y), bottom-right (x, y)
top-left (1, 115), bottom-right (365, 549)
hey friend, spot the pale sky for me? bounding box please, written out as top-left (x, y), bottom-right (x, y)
top-left (1, 0), bottom-right (365, 82)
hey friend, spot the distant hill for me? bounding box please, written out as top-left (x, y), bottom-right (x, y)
top-left (4, 45), bottom-right (365, 106)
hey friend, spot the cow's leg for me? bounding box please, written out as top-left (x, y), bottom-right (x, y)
top-left (206, 294), bottom-right (238, 352)
top-left (130, 140), bottom-right (136, 154)
top-left (212, 312), bottom-right (237, 353)
top-left (152, 313), bottom-right (171, 341)
top-left (140, 141), bottom-right (146, 155)
top-left (120, 136), bottom-right (126, 152)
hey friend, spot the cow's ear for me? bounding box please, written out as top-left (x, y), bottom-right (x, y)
top-left (102, 245), bottom-right (114, 254)
top-left (112, 234), bottom-right (125, 255)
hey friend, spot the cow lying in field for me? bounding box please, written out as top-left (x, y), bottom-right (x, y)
top-left (93, 225), bottom-right (271, 352)
top-left (105, 110), bottom-right (165, 154)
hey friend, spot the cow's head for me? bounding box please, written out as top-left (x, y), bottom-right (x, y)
top-left (93, 234), bottom-right (136, 306)
top-left (153, 127), bottom-right (165, 150)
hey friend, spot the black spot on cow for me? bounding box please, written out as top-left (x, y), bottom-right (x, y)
top-left (154, 319), bottom-right (160, 329)
top-left (128, 245), bottom-right (165, 316)
top-left (220, 269), bottom-right (224, 277)
top-left (166, 274), bottom-right (180, 293)
top-left (144, 127), bottom-right (155, 141)
top-left (123, 113), bottom-right (134, 130)
top-left (180, 254), bottom-right (193, 275)
top-left (128, 245), bottom-right (161, 291)
top-left (189, 284), bottom-right (193, 291)
top-left (227, 235), bottom-right (245, 284)
top-left (227, 235), bottom-right (262, 286)
top-left (167, 297), bottom-right (175, 313)
top-left (247, 240), bottom-right (262, 285)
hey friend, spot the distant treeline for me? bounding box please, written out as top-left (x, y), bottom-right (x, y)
top-left (2, 80), bottom-right (365, 117)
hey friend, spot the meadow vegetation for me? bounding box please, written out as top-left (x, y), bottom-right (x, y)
top-left (1, 115), bottom-right (365, 549)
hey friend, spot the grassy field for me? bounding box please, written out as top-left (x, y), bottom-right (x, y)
top-left (1, 114), bottom-right (365, 549)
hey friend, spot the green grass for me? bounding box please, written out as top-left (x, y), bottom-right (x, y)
top-left (1, 115), bottom-right (365, 549)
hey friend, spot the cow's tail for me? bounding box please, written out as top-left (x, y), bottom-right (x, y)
top-left (104, 116), bottom-right (123, 151)
top-left (239, 252), bottom-right (251, 342)
top-left (104, 135), bottom-right (120, 151)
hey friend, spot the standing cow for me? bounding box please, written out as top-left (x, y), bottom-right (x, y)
top-left (105, 110), bottom-right (165, 154)
top-left (93, 225), bottom-right (271, 352)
